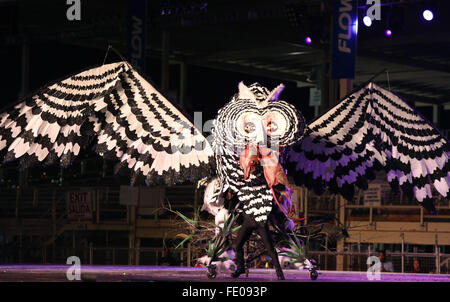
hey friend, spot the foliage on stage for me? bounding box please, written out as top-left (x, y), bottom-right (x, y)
top-left (205, 213), bottom-right (241, 261)
top-left (167, 205), bottom-right (241, 258)
top-left (174, 207), bottom-right (201, 249)
top-left (278, 230), bottom-right (310, 264)
top-left (165, 200), bottom-right (351, 266)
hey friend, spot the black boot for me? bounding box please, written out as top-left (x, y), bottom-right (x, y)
top-left (276, 267), bottom-right (285, 280)
top-left (231, 265), bottom-right (246, 278)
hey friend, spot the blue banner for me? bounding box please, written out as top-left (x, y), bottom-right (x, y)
top-left (331, 0), bottom-right (358, 79)
top-left (128, 0), bottom-right (148, 73)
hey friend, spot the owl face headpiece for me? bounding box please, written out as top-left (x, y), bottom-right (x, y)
top-left (215, 82), bottom-right (306, 151)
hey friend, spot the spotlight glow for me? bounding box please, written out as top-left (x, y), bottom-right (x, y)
top-left (423, 10), bottom-right (434, 21)
top-left (385, 29), bottom-right (392, 37)
top-left (363, 16), bottom-right (372, 27)
top-left (305, 37), bottom-right (312, 44)
top-left (353, 19), bottom-right (358, 34)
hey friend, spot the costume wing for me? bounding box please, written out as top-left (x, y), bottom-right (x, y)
top-left (0, 62), bottom-right (214, 184)
top-left (286, 83), bottom-right (449, 212)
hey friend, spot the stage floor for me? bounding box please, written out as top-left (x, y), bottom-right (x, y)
top-left (0, 265), bottom-right (449, 282)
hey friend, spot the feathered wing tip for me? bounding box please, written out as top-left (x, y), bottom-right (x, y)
top-left (0, 61), bottom-right (215, 185)
top-left (286, 82), bottom-right (450, 213)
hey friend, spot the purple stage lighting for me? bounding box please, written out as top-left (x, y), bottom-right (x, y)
top-left (305, 37), bottom-right (312, 44)
top-left (363, 16), bottom-right (372, 27)
top-left (423, 10), bottom-right (434, 21)
top-left (385, 29), bottom-right (392, 37)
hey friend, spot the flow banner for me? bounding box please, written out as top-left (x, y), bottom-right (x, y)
top-left (128, 0), bottom-right (148, 73)
top-left (331, 0), bottom-right (358, 79)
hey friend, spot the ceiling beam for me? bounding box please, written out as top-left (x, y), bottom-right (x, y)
top-left (190, 60), bottom-right (310, 84)
top-left (358, 49), bottom-right (450, 74)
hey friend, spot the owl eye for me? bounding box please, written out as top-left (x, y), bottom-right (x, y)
top-left (244, 122), bottom-right (256, 133)
top-left (266, 121), bottom-right (278, 133)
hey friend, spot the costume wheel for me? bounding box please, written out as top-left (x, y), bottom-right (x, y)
top-left (207, 264), bottom-right (217, 279)
top-left (309, 269), bottom-right (318, 280)
top-left (207, 270), bottom-right (217, 279)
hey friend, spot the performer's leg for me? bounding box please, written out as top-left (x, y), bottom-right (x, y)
top-left (255, 223), bottom-right (285, 280)
top-left (231, 214), bottom-right (254, 278)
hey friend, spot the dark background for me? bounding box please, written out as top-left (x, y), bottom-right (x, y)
top-left (2, 0), bottom-right (449, 126)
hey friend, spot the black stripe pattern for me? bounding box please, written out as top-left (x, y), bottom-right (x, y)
top-left (286, 83), bottom-right (450, 212)
top-left (211, 82), bottom-right (306, 224)
top-left (0, 62), bottom-right (215, 185)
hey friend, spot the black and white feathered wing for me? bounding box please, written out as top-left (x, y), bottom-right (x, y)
top-left (286, 82), bottom-right (450, 212)
top-left (0, 61), bottom-right (214, 184)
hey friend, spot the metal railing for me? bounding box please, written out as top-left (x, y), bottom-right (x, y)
top-left (345, 204), bottom-right (450, 224)
top-left (308, 250), bottom-right (450, 274)
top-left (0, 185), bottom-right (199, 220)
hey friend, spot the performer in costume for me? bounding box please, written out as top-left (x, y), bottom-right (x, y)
top-left (1, 61), bottom-right (449, 280)
top-left (210, 82), bottom-right (306, 280)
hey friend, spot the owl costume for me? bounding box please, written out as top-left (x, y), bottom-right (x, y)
top-left (1, 61), bottom-right (449, 280)
top-left (208, 82), bottom-right (306, 279)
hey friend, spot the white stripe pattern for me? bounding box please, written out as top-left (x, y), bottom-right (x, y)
top-left (287, 83), bottom-right (450, 212)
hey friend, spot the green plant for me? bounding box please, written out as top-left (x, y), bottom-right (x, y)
top-left (278, 231), bottom-right (310, 265)
top-left (174, 207), bottom-right (201, 249)
top-left (206, 213), bottom-right (241, 262)
top-left (173, 208), bottom-right (241, 264)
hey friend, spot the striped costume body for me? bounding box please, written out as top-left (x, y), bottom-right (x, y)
top-left (213, 134), bottom-right (274, 224)
top-left (210, 82), bottom-right (306, 224)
